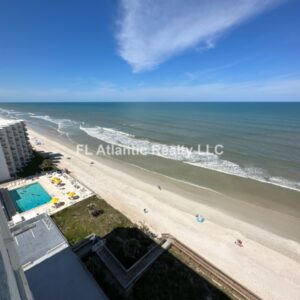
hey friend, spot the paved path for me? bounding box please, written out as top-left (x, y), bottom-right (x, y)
top-left (95, 238), bottom-right (171, 289)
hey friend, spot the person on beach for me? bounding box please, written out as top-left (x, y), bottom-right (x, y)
top-left (235, 239), bottom-right (243, 247)
top-left (196, 214), bottom-right (205, 223)
top-left (158, 185), bottom-right (162, 190)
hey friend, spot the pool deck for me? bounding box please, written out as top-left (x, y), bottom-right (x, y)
top-left (0, 171), bottom-right (94, 223)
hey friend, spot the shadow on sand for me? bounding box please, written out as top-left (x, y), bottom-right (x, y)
top-left (17, 150), bottom-right (63, 178)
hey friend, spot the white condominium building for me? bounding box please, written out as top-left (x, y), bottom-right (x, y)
top-left (0, 119), bottom-right (32, 182)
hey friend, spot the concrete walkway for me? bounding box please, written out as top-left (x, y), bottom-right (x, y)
top-left (94, 238), bottom-right (171, 289)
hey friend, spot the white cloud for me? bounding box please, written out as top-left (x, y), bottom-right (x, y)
top-left (117, 0), bottom-right (282, 72)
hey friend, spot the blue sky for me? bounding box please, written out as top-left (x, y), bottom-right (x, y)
top-left (0, 0), bottom-right (299, 101)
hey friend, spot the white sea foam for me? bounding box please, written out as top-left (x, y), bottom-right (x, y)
top-left (1, 106), bottom-right (299, 192)
top-left (80, 125), bottom-right (300, 191)
top-left (269, 176), bottom-right (300, 191)
top-left (0, 109), bottom-right (76, 142)
top-left (80, 125), bottom-right (216, 161)
top-left (0, 108), bottom-right (24, 118)
top-left (30, 114), bottom-right (77, 141)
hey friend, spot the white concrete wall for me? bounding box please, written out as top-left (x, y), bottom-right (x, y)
top-left (0, 143), bottom-right (10, 182)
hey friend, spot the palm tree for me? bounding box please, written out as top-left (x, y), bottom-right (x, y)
top-left (39, 159), bottom-right (53, 171)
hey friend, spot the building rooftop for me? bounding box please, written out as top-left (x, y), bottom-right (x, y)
top-left (0, 205), bottom-right (33, 300)
top-left (25, 247), bottom-right (108, 300)
top-left (0, 251), bottom-right (10, 299)
top-left (10, 214), bottom-right (107, 300)
top-left (0, 118), bottom-right (24, 128)
top-left (11, 214), bottom-right (68, 269)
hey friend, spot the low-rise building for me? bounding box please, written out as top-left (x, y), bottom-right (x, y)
top-left (0, 118), bottom-right (32, 182)
top-left (0, 207), bottom-right (108, 300)
top-left (0, 204), bottom-right (33, 300)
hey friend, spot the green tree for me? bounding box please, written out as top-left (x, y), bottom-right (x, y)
top-left (39, 159), bottom-right (53, 171)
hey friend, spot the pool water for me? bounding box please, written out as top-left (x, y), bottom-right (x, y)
top-left (10, 182), bottom-right (51, 212)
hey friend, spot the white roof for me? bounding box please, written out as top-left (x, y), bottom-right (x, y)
top-left (12, 214), bottom-right (23, 224)
top-left (0, 118), bottom-right (24, 128)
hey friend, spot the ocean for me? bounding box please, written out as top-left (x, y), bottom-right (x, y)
top-left (0, 102), bottom-right (299, 191)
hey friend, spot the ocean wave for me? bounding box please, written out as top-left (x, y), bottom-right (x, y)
top-left (80, 125), bottom-right (216, 161)
top-left (1, 107), bottom-right (299, 192)
top-left (80, 125), bottom-right (300, 191)
top-left (269, 176), bottom-right (300, 191)
top-left (30, 114), bottom-right (77, 141)
top-left (0, 108), bottom-right (25, 118)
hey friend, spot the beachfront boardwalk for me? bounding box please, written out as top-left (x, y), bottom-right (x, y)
top-left (162, 234), bottom-right (261, 300)
top-left (94, 238), bottom-right (172, 289)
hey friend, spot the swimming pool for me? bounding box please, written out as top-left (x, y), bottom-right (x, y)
top-left (10, 182), bottom-right (51, 212)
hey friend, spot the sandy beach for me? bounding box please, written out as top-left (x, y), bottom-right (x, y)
top-left (30, 128), bottom-right (300, 300)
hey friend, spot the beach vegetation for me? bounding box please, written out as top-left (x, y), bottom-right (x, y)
top-left (123, 238), bottom-right (141, 259)
top-left (52, 196), bottom-right (134, 245)
top-left (17, 150), bottom-right (58, 177)
top-left (39, 158), bottom-right (53, 171)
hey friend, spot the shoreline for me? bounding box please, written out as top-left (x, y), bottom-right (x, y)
top-left (29, 128), bottom-right (300, 299)
top-left (1, 104), bottom-right (299, 192)
top-left (1, 106), bottom-right (299, 192)
top-left (31, 125), bottom-right (300, 240)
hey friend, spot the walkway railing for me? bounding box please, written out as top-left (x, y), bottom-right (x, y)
top-left (161, 234), bottom-right (261, 300)
top-left (94, 238), bottom-right (171, 290)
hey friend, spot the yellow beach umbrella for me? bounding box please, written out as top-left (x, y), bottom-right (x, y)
top-left (51, 176), bottom-right (59, 181)
top-left (54, 178), bottom-right (62, 185)
top-left (51, 197), bottom-right (59, 204)
top-left (67, 192), bottom-right (76, 198)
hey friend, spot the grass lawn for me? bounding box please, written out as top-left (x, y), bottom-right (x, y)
top-left (52, 196), bottom-right (134, 245)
